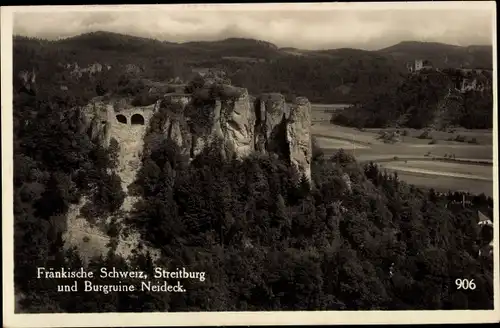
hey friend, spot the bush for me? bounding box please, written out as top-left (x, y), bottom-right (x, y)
top-left (418, 130), bottom-right (430, 139)
top-left (311, 136), bottom-right (324, 162)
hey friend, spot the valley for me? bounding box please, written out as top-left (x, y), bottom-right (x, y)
top-left (312, 106), bottom-right (494, 196)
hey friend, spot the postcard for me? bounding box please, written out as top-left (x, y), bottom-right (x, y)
top-left (2, 2), bottom-right (498, 326)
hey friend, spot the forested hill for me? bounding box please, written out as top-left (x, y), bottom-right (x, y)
top-left (332, 68), bottom-right (493, 130)
top-left (379, 41), bottom-right (493, 69)
top-left (13, 32), bottom-right (492, 104)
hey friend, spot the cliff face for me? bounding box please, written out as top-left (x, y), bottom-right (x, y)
top-left (255, 93), bottom-right (288, 155)
top-left (78, 100), bottom-right (113, 147)
top-left (82, 82), bottom-right (313, 181)
top-left (287, 97), bottom-right (312, 181)
top-left (220, 86), bottom-right (256, 158)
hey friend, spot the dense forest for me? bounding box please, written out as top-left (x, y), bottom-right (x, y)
top-left (332, 68), bottom-right (494, 129)
top-left (14, 87), bottom-right (494, 312)
top-left (13, 32), bottom-right (494, 312)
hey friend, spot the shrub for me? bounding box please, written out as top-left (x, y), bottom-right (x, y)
top-left (331, 149), bottom-right (356, 165)
top-left (311, 136), bottom-right (324, 162)
top-left (418, 130), bottom-right (430, 139)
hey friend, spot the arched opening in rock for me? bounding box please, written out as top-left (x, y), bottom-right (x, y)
top-left (116, 114), bottom-right (127, 124)
top-left (131, 113), bottom-right (145, 125)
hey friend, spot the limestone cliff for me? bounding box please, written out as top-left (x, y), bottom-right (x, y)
top-left (79, 98), bottom-right (114, 147)
top-left (81, 82), bottom-right (313, 180)
top-left (287, 97), bottom-right (312, 181)
top-left (219, 86), bottom-right (256, 158)
top-left (255, 93), bottom-right (288, 155)
top-left (68, 81), bottom-right (312, 263)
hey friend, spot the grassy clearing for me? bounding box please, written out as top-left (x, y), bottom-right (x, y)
top-left (380, 160), bottom-right (493, 179)
top-left (321, 144), bottom-right (493, 161)
top-left (385, 171), bottom-right (493, 197)
top-left (313, 114), bottom-right (493, 146)
top-left (314, 121), bottom-right (494, 194)
top-left (314, 136), bottom-right (369, 149)
top-left (364, 127), bottom-right (493, 145)
top-left (312, 123), bottom-right (380, 144)
top-left (314, 124), bottom-right (493, 160)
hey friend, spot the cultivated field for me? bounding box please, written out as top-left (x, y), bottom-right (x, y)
top-left (311, 104), bottom-right (352, 123)
top-left (311, 107), bottom-right (494, 196)
top-left (386, 171), bottom-right (493, 196)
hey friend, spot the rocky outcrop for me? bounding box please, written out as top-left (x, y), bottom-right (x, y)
top-left (159, 97), bottom-right (193, 152)
top-left (69, 62), bottom-right (108, 80)
top-left (80, 99), bottom-right (113, 147)
top-left (69, 81), bottom-right (313, 264)
top-left (164, 93), bottom-right (192, 109)
top-left (255, 93), bottom-right (288, 155)
top-left (220, 86), bottom-right (256, 158)
top-left (18, 69), bottom-right (37, 94)
top-left (81, 81), bottom-right (313, 181)
top-left (163, 85), bottom-right (312, 179)
top-left (287, 97), bottom-right (312, 180)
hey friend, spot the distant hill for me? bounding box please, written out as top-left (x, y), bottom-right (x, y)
top-left (13, 31), bottom-right (493, 104)
top-left (379, 41), bottom-right (492, 69)
top-left (332, 68), bottom-right (493, 130)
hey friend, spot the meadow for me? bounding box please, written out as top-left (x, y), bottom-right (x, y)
top-left (311, 106), bottom-right (494, 196)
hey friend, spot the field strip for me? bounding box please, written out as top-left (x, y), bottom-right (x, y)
top-left (380, 166), bottom-right (493, 181)
top-left (408, 144), bottom-right (493, 149)
top-left (312, 133), bottom-right (373, 146)
top-left (358, 156), bottom-right (493, 165)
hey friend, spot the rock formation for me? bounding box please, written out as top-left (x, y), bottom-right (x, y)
top-left (219, 86), bottom-right (256, 158)
top-left (287, 97), bottom-right (312, 181)
top-left (18, 69), bottom-right (37, 94)
top-left (82, 80), bottom-right (313, 181)
top-left (68, 78), bottom-right (313, 263)
top-left (255, 93), bottom-right (288, 155)
top-left (79, 99), bottom-right (114, 147)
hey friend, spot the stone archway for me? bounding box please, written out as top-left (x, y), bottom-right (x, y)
top-left (131, 113), bottom-right (145, 125)
top-left (116, 114), bottom-right (127, 124)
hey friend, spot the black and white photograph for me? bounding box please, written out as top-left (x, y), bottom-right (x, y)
top-left (2, 2), bottom-right (498, 326)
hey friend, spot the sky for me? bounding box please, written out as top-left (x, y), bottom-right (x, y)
top-left (12, 3), bottom-right (495, 50)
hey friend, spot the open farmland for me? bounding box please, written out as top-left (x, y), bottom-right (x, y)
top-left (385, 171), bottom-right (493, 196)
top-left (311, 103), bottom-right (352, 123)
top-left (312, 107), bottom-right (494, 196)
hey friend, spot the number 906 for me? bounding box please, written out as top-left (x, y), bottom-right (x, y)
top-left (455, 278), bottom-right (476, 290)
